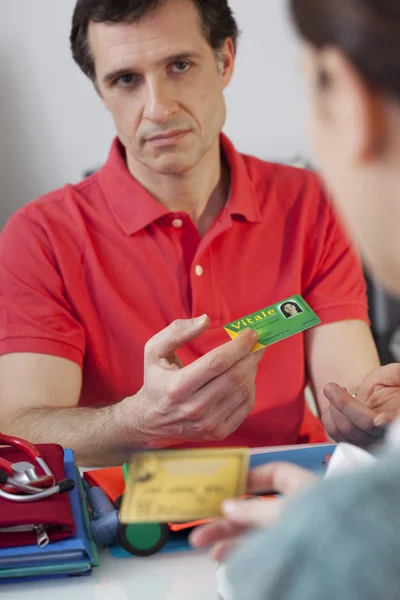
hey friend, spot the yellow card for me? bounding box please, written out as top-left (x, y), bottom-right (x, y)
top-left (119, 448), bottom-right (249, 524)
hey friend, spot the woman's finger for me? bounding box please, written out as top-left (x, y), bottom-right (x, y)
top-left (189, 518), bottom-right (245, 549)
top-left (222, 497), bottom-right (286, 527)
top-left (247, 462), bottom-right (318, 496)
top-left (212, 537), bottom-right (244, 563)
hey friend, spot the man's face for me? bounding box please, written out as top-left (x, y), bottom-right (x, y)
top-left (89, 0), bottom-right (235, 175)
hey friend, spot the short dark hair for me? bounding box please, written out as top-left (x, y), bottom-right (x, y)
top-left (290, 0), bottom-right (400, 100)
top-left (70, 0), bottom-right (239, 81)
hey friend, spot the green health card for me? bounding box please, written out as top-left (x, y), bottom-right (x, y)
top-left (224, 295), bottom-right (321, 352)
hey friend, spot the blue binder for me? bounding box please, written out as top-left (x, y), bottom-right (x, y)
top-left (249, 442), bottom-right (336, 471)
top-left (0, 449), bottom-right (95, 582)
top-left (110, 443), bottom-right (336, 558)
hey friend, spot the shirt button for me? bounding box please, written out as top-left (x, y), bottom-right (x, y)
top-left (172, 218), bottom-right (183, 228)
top-left (195, 265), bottom-right (204, 277)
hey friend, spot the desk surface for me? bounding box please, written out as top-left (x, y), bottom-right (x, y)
top-left (1, 548), bottom-right (218, 600)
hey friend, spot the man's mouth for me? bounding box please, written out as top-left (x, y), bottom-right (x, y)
top-left (146, 130), bottom-right (190, 147)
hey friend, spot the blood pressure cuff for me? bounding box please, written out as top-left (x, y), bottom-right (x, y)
top-left (0, 444), bottom-right (75, 548)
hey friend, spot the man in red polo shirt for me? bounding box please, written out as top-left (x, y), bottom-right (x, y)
top-left (0, 0), bottom-right (387, 465)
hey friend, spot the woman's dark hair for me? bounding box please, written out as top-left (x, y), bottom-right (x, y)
top-left (281, 302), bottom-right (302, 318)
top-left (290, 0), bottom-right (400, 99)
top-left (71, 0), bottom-right (239, 81)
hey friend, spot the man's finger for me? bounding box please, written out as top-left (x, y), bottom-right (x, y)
top-left (144, 315), bottom-right (210, 364)
top-left (220, 394), bottom-right (254, 438)
top-left (321, 406), bottom-right (367, 444)
top-left (246, 462), bottom-right (318, 496)
top-left (186, 354), bottom-right (261, 419)
top-left (195, 378), bottom-right (255, 437)
top-left (320, 406), bottom-right (348, 443)
top-left (171, 329), bottom-right (260, 397)
top-left (181, 389), bottom-right (252, 441)
top-left (329, 404), bottom-right (376, 445)
top-left (324, 383), bottom-right (378, 432)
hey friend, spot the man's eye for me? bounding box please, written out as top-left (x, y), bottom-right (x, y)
top-left (116, 74), bottom-right (139, 87)
top-left (171, 61), bottom-right (190, 74)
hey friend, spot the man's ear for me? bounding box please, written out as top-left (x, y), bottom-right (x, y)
top-left (319, 48), bottom-right (386, 163)
top-left (219, 38), bottom-right (235, 89)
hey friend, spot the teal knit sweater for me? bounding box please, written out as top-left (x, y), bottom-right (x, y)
top-left (227, 453), bottom-right (400, 600)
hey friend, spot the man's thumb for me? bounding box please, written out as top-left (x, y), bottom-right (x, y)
top-left (323, 382), bottom-right (345, 403)
top-left (145, 315), bottom-right (209, 362)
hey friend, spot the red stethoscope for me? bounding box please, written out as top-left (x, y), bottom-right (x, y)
top-left (0, 433), bottom-right (74, 502)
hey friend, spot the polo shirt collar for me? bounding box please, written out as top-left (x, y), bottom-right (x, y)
top-left (221, 134), bottom-right (262, 224)
top-left (97, 138), bottom-right (169, 236)
top-left (97, 134), bottom-right (261, 236)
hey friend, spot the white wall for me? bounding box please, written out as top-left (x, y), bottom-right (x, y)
top-left (0, 0), bottom-right (308, 227)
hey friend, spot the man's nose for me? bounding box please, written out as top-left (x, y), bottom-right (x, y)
top-left (144, 79), bottom-right (178, 123)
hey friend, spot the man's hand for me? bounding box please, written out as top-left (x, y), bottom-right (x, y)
top-left (118, 315), bottom-right (265, 448)
top-left (189, 462), bottom-right (317, 562)
top-left (357, 364), bottom-right (400, 420)
top-left (0, 316), bottom-right (263, 465)
top-left (322, 363), bottom-right (400, 445)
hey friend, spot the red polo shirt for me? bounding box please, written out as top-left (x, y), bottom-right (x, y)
top-left (0, 135), bottom-right (369, 447)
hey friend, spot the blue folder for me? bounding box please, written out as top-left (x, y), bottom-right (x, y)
top-left (110, 443), bottom-right (336, 558)
top-left (249, 443), bottom-right (336, 472)
top-left (0, 449), bottom-right (96, 582)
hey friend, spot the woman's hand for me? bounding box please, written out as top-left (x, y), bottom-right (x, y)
top-left (189, 462), bottom-right (317, 562)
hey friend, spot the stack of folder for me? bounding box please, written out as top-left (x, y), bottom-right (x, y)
top-left (0, 449), bottom-right (98, 584)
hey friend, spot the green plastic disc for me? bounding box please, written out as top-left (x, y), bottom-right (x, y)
top-left (117, 522), bottom-right (169, 557)
top-left (118, 464), bottom-right (169, 556)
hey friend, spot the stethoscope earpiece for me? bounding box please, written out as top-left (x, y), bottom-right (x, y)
top-left (58, 478), bottom-right (76, 494)
top-left (0, 432), bottom-right (75, 503)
